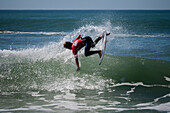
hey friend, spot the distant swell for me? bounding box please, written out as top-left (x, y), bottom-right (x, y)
top-left (1, 30), bottom-right (170, 38)
top-left (0, 30), bottom-right (67, 35)
top-left (114, 33), bottom-right (170, 38)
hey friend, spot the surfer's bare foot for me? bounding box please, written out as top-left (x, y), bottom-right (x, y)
top-left (99, 32), bottom-right (110, 38)
top-left (99, 33), bottom-right (104, 38)
top-left (98, 51), bottom-right (102, 58)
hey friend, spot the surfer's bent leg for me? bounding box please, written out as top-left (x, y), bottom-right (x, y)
top-left (83, 36), bottom-right (100, 57)
top-left (94, 36), bottom-right (102, 44)
top-left (94, 32), bottom-right (110, 44)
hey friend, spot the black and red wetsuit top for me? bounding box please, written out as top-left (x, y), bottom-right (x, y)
top-left (72, 35), bottom-right (85, 56)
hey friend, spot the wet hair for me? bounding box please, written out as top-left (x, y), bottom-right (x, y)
top-left (64, 41), bottom-right (72, 50)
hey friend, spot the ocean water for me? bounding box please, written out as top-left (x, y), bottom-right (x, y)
top-left (0, 10), bottom-right (170, 112)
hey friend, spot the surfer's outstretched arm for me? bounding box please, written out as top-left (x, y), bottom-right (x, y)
top-left (74, 55), bottom-right (80, 71)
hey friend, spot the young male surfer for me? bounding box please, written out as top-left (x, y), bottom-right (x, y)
top-left (64, 32), bottom-right (110, 71)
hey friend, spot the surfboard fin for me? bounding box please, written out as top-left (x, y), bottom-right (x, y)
top-left (106, 33), bottom-right (110, 36)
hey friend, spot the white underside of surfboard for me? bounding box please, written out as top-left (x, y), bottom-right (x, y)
top-left (99, 31), bottom-right (107, 65)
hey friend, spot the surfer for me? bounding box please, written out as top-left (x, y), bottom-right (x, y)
top-left (64, 33), bottom-right (110, 71)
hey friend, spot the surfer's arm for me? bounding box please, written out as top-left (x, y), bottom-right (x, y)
top-left (75, 35), bottom-right (82, 40)
top-left (74, 55), bottom-right (80, 71)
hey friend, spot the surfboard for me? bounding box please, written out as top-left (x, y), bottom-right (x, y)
top-left (99, 31), bottom-right (107, 65)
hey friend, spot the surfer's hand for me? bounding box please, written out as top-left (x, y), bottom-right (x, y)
top-left (76, 67), bottom-right (80, 71)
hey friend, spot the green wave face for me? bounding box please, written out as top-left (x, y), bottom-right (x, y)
top-left (1, 54), bottom-right (170, 112)
top-left (0, 54), bottom-right (170, 92)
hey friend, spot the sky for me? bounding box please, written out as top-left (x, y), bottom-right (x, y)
top-left (0, 0), bottom-right (170, 10)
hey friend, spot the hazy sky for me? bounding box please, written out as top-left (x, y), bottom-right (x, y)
top-left (0, 0), bottom-right (170, 10)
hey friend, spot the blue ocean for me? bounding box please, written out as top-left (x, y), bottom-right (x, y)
top-left (0, 10), bottom-right (170, 112)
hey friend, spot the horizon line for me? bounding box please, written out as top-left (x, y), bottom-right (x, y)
top-left (0, 9), bottom-right (170, 11)
top-left (0, 8), bottom-right (170, 11)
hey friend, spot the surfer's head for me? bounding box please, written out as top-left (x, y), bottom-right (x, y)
top-left (64, 41), bottom-right (72, 50)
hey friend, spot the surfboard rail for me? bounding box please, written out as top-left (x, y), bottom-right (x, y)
top-left (99, 31), bottom-right (107, 65)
